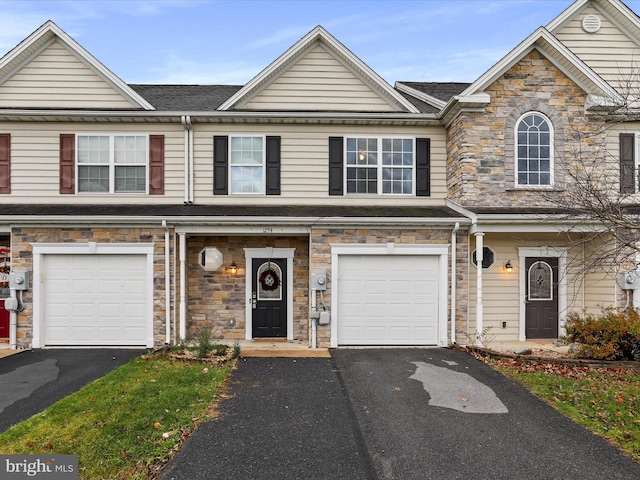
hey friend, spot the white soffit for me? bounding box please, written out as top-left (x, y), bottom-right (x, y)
top-left (0, 20), bottom-right (155, 110)
top-left (218, 25), bottom-right (420, 113)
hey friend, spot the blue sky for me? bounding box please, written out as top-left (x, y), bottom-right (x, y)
top-left (1, 0), bottom-right (640, 86)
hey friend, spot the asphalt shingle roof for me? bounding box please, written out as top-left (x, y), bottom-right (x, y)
top-left (129, 84), bottom-right (242, 111)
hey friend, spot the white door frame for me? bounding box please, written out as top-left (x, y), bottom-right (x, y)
top-left (330, 243), bottom-right (449, 348)
top-left (243, 247), bottom-right (295, 341)
top-left (517, 246), bottom-right (567, 341)
top-left (31, 242), bottom-right (156, 348)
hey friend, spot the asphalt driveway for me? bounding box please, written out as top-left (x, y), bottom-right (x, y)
top-left (0, 348), bottom-right (144, 433)
top-left (160, 348), bottom-right (640, 480)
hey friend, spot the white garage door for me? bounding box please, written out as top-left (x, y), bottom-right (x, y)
top-left (337, 255), bottom-right (439, 345)
top-left (43, 254), bottom-right (148, 346)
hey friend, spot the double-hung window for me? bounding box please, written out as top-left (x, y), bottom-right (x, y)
top-left (346, 137), bottom-right (414, 194)
top-left (230, 136), bottom-right (264, 194)
top-left (77, 135), bottom-right (148, 193)
top-left (516, 113), bottom-right (553, 187)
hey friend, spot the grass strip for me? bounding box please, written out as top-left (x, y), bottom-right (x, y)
top-left (480, 355), bottom-right (640, 462)
top-left (0, 353), bottom-right (235, 479)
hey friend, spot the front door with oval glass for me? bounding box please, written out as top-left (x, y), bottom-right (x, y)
top-left (525, 257), bottom-right (559, 338)
top-left (252, 258), bottom-right (287, 338)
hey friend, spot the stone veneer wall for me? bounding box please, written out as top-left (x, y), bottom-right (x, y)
top-left (10, 227), bottom-right (171, 348)
top-left (309, 227), bottom-right (469, 347)
top-left (185, 236), bottom-right (309, 343)
top-left (447, 50), bottom-right (602, 206)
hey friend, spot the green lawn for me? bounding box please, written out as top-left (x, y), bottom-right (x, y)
top-left (479, 354), bottom-right (640, 462)
top-left (0, 353), bottom-right (235, 479)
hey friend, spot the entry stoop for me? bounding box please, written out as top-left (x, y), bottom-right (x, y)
top-left (238, 340), bottom-right (331, 358)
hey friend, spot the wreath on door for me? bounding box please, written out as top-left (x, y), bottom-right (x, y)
top-left (259, 268), bottom-right (280, 291)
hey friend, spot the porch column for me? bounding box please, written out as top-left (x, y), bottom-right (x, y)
top-left (179, 232), bottom-right (187, 341)
top-left (475, 232), bottom-right (484, 346)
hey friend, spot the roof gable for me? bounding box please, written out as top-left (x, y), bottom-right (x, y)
top-left (0, 21), bottom-right (154, 110)
top-left (219, 26), bottom-right (420, 113)
top-left (547, 0), bottom-right (640, 93)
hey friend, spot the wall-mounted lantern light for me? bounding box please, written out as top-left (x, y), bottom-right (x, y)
top-left (228, 261), bottom-right (238, 274)
top-left (504, 260), bottom-right (513, 273)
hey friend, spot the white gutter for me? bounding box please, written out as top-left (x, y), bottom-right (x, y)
top-left (450, 222), bottom-right (460, 345)
top-left (179, 233), bottom-right (187, 341)
top-left (163, 220), bottom-right (171, 344)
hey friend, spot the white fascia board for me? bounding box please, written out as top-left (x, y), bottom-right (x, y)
top-left (394, 82), bottom-right (447, 109)
top-left (219, 25), bottom-right (420, 113)
top-left (545, 0), bottom-right (589, 32)
top-left (0, 21), bottom-right (154, 111)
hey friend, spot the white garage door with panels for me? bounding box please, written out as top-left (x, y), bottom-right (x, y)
top-left (331, 244), bottom-right (448, 347)
top-left (32, 243), bottom-right (154, 348)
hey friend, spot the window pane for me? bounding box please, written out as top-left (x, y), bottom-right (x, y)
top-left (231, 136), bottom-right (263, 165)
top-left (231, 166), bottom-right (263, 193)
top-left (346, 167), bottom-right (376, 193)
top-left (115, 166), bottom-right (146, 192)
top-left (529, 262), bottom-right (553, 299)
top-left (78, 165), bottom-right (109, 192)
top-left (78, 135), bottom-right (109, 164)
top-left (115, 136), bottom-right (146, 164)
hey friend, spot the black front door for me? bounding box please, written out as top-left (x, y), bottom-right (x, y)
top-left (252, 258), bottom-right (287, 338)
top-left (525, 257), bottom-right (559, 339)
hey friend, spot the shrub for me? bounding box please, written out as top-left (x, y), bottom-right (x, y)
top-left (565, 308), bottom-right (640, 361)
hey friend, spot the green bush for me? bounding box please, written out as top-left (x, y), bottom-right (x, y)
top-left (565, 308), bottom-right (640, 361)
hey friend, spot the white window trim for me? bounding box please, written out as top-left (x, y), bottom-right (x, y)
top-left (329, 243), bottom-right (449, 348)
top-left (31, 242), bottom-right (156, 348)
top-left (344, 136), bottom-right (416, 196)
top-left (76, 133), bottom-right (149, 194)
top-left (514, 112), bottom-right (554, 189)
top-left (229, 135), bottom-right (266, 195)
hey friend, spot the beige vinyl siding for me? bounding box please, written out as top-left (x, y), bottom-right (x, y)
top-left (467, 234), bottom-right (585, 342)
top-left (192, 124), bottom-right (447, 205)
top-left (467, 237), bottom-right (521, 342)
top-left (583, 269), bottom-right (618, 314)
top-left (553, 5), bottom-right (640, 92)
top-left (0, 40), bottom-right (137, 109)
top-left (0, 122), bottom-right (185, 204)
top-left (242, 45), bottom-right (398, 112)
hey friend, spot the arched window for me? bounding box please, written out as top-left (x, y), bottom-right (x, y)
top-left (516, 112), bottom-right (553, 186)
top-left (528, 261), bottom-right (553, 300)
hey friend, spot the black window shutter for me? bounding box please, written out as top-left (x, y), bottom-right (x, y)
top-left (213, 136), bottom-right (228, 195)
top-left (265, 136), bottom-right (281, 195)
top-left (620, 133), bottom-right (635, 194)
top-left (416, 138), bottom-right (431, 197)
top-left (328, 137), bottom-right (344, 195)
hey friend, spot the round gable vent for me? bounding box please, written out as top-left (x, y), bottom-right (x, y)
top-left (582, 14), bottom-right (601, 33)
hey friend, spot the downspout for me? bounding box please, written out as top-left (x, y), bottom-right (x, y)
top-left (179, 233), bottom-right (187, 341)
top-left (9, 292), bottom-right (17, 349)
top-left (475, 232), bottom-right (485, 346)
top-left (450, 222), bottom-right (460, 345)
top-left (181, 116), bottom-right (192, 205)
top-left (163, 220), bottom-right (171, 345)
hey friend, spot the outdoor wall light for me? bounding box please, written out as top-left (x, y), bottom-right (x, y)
top-left (228, 261), bottom-right (238, 274)
top-left (504, 260), bottom-right (513, 273)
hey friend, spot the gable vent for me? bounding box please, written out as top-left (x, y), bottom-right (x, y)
top-left (582, 14), bottom-right (601, 33)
